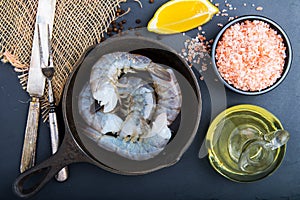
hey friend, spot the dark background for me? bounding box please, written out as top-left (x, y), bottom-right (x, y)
top-left (1, 0), bottom-right (299, 199)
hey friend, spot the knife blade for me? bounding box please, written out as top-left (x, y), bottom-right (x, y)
top-left (20, 0), bottom-right (57, 173)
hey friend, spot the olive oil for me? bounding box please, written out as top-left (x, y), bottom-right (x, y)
top-left (206, 104), bottom-right (286, 182)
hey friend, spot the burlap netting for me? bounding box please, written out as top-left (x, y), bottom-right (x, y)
top-left (0, 0), bottom-right (127, 119)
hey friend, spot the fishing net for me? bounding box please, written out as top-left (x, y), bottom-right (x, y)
top-left (0, 0), bottom-right (129, 119)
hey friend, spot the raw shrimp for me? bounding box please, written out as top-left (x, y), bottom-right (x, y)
top-left (81, 76), bottom-right (171, 160)
top-left (78, 83), bottom-right (123, 134)
top-left (82, 112), bottom-right (171, 160)
top-left (89, 52), bottom-right (172, 113)
top-left (82, 52), bottom-right (182, 160)
top-left (117, 76), bottom-right (156, 140)
top-left (149, 63), bottom-right (182, 125)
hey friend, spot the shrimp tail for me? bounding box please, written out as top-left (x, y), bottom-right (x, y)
top-left (91, 81), bottom-right (119, 113)
top-left (78, 83), bottom-right (123, 135)
top-left (144, 112), bottom-right (172, 140)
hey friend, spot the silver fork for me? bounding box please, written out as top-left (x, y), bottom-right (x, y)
top-left (38, 23), bottom-right (68, 182)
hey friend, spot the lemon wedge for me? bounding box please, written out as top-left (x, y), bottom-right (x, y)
top-left (147, 0), bottom-right (219, 34)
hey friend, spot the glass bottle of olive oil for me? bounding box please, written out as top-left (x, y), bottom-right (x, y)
top-left (206, 104), bottom-right (287, 182)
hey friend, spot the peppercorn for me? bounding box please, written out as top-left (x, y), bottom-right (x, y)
top-left (135, 19), bottom-right (141, 24)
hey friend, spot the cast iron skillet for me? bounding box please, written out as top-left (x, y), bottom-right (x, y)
top-left (13, 36), bottom-right (202, 198)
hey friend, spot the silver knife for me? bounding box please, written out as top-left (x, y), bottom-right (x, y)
top-left (20, 0), bottom-right (57, 173)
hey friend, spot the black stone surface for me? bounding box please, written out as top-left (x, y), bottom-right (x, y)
top-left (1, 0), bottom-right (299, 199)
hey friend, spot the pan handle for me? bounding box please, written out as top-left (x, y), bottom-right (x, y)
top-left (13, 132), bottom-right (89, 198)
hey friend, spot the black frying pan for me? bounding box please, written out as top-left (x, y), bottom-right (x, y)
top-left (13, 36), bottom-right (202, 198)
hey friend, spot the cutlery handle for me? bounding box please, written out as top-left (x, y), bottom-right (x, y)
top-left (48, 78), bottom-right (68, 182)
top-left (49, 110), bottom-right (68, 182)
top-left (20, 97), bottom-right (40, 173)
